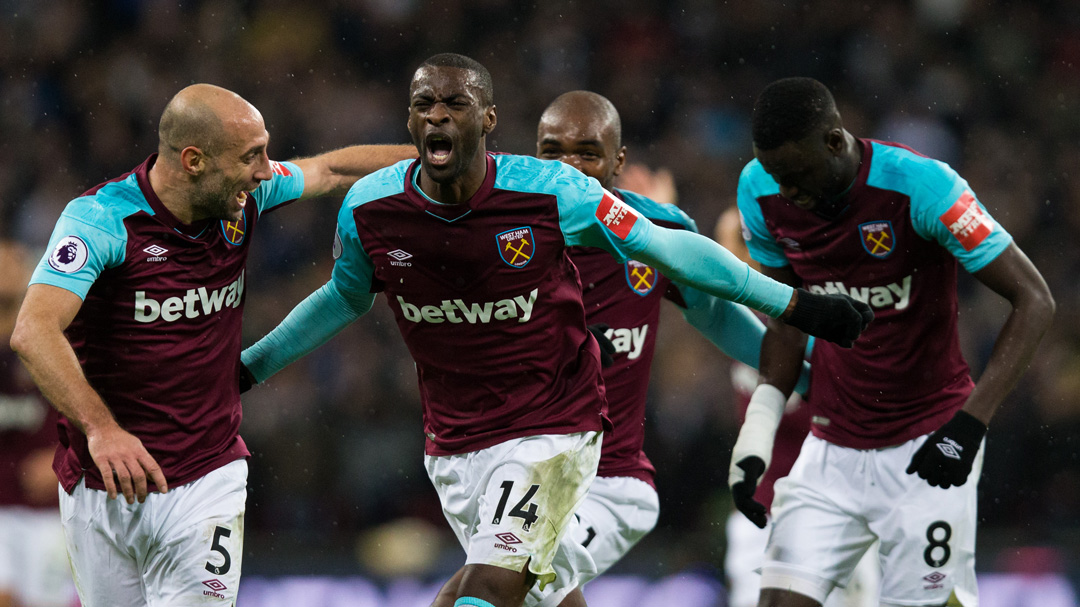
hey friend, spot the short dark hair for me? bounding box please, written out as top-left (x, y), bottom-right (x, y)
top-left (418, 53), bottom-right (494, 106)
top-left (752, 77), bottom-right (837, 151)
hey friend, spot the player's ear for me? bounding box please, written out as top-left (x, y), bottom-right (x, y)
top-left (612, 146), bottom-right (628, 178)
top-left (824, 128), bottom-right (845, 156)
top-left (180, 146), bottom-right (207, 176)
top-left (482, 105), bottom-right (497, 135)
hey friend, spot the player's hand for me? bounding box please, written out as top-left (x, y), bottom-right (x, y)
top-left (728, 384), bottom-right (786, 529)
top-left (239, 362), bottom-right (257, 394)
top-left (730, 455), bottom-right (768, 528)
top-left (616, 164), bottom-right (678, 205)
top-left (86, 423), bottom-right (168, 504)
top-left (588, 323), bottom-right (617, 368)
top-left (784, 289), bottom-right (874, 347)
top-left (906, 410), bottom-right (987, 489)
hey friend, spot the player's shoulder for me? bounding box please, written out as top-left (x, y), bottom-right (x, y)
top-left (738, 159), bottom-right (780, 199)
top-left (614, 188), bottom-right (697, 232)
top-left (62, 174), bottom-right (151, 239)
top-left (866, 139), bottom-right (959, 200)
top-left (343, 159), bottom-right (412, 209)
top-left (493, 154), bottom-right (592, 196)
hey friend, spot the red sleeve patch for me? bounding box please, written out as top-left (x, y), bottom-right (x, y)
top-left (271, 161), bottom-right (292, 177)
top-left (595, 190), bottom-right (640, 240)
top-left (938, 191), bottom-right (993, 251)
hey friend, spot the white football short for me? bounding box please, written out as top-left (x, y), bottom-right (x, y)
top-left (526, 474), bottom-right (660, 607)
top-left (59, 458), bottom-right (248, 607)
top-left (425, 432), bottom-right (602, 603)
top-left (725, 509), bottom-right (879, 607)
top-left (0, 505), bottom-right (76, 607)
top-left (762, 434), bottom-right (982, 607)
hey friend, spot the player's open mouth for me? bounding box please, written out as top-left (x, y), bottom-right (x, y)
top-left (235, 191), bottom-right (249, 209)
top-left (426, 134), bottom-right (453, 167)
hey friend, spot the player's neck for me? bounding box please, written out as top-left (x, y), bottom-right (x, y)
top-left (417, 151), bottom-right (488, 205)
top-left (840, 132), bottom-right (863, 187)
top-left (148, 162), bottom-right (199, 224)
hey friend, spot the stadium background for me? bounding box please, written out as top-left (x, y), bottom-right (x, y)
top-left (2, 0), bottom-right (1079, 604)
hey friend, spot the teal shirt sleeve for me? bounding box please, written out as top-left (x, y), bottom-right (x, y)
top-left (550, 168), bottom-right (793, 318)
top-left (29, 191), bottom-right (129, 299)
top-left (680, 288), bottom-right (765, 367)
top-left (241, 280), bottom-right (375, 383)
top-left (679, 289), bottom-right (810, 393)
top-left (327, 168), bottom-right (402, 294)
top-left (242, 165), bottom-right (406, 383)
top-left (252, 160), bottom-right (306, 215)
top-left (737, 160), bottom-right (790, 269)
top-left (870, 143), bottom-right (1012, 273)
top-left (626, 225), bottom-right (793, 318)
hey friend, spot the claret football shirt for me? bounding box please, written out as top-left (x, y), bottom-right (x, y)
top-left (31, 155), bottom-right (304, 492)
top-left (738, 138), bottom-right (1012, 449)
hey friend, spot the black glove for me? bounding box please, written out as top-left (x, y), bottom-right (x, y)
top-left (906, 410), bottom-right (987, 489)
top-left (730, 456), bottom-right (768, 529)
top-left (588, 323), bottom-right (617, 368)
top-left (786, 288), bottom-right (874, 348)
top-left (239, 362), bottom-right (257, 394)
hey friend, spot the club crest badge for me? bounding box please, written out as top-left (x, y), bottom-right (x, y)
top-left (221, 209), bottom-right (247, 246)
top-left (859, 220), bottom-right (894, 259)
top-left (497, 227), bottom-right (534, 268)
top-left (625, 260), bottom-right (656, 296)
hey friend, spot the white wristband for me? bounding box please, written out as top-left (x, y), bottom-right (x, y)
top-left (728, 383), bottom-right (787, 488)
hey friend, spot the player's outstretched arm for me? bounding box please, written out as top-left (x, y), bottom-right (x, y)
top-left (679, 287), bottom-right (766, 367)
top-left (10, 284), bottom-right (167, 503)
top-left (241, 278), bottom-right (376, 387)
top-left (631, 225), bottom-right (873, 346)
top-left (679, 287), bottom-right (812, 394)
top-left (293, 144), bottom-right (417, 200)
top-left (907, 243), bottom-right (1055, 488)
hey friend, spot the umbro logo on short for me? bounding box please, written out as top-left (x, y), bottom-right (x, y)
top-left (494, 532), bottom-right (521, 553)
top-left (495, 532), bottom-right (522, 545)
top-left (202, 579), bottom-right (228, 599)
top-left (922, 571), bottom-right (947, 589)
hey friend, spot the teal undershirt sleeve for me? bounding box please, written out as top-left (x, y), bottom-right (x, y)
top-left (631, 225), bottom-right (795, 319)
top-left (680, 287), bottom-right (811, 395)
top-left (680, 287), bottom-right (765, 368)
top-left (241, 279), bottom-right (375, 383)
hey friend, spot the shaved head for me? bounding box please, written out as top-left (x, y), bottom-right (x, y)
top-left (539, 91), bottom-right (622, 149)
top-left (536, 90), bottom-right (626, 189)
top-left (150, 83), bottom-right (272, 224)
top-left (158, 84), bottom-right (261, 158)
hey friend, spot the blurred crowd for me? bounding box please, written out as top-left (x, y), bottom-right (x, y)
top-left (2, 0), bottom-right (1078, 581)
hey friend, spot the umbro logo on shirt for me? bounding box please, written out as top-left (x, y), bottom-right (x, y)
top-left (143, 244), bottom-right (169, 262)
top-left (388, 249), bottom-right (413, 267)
